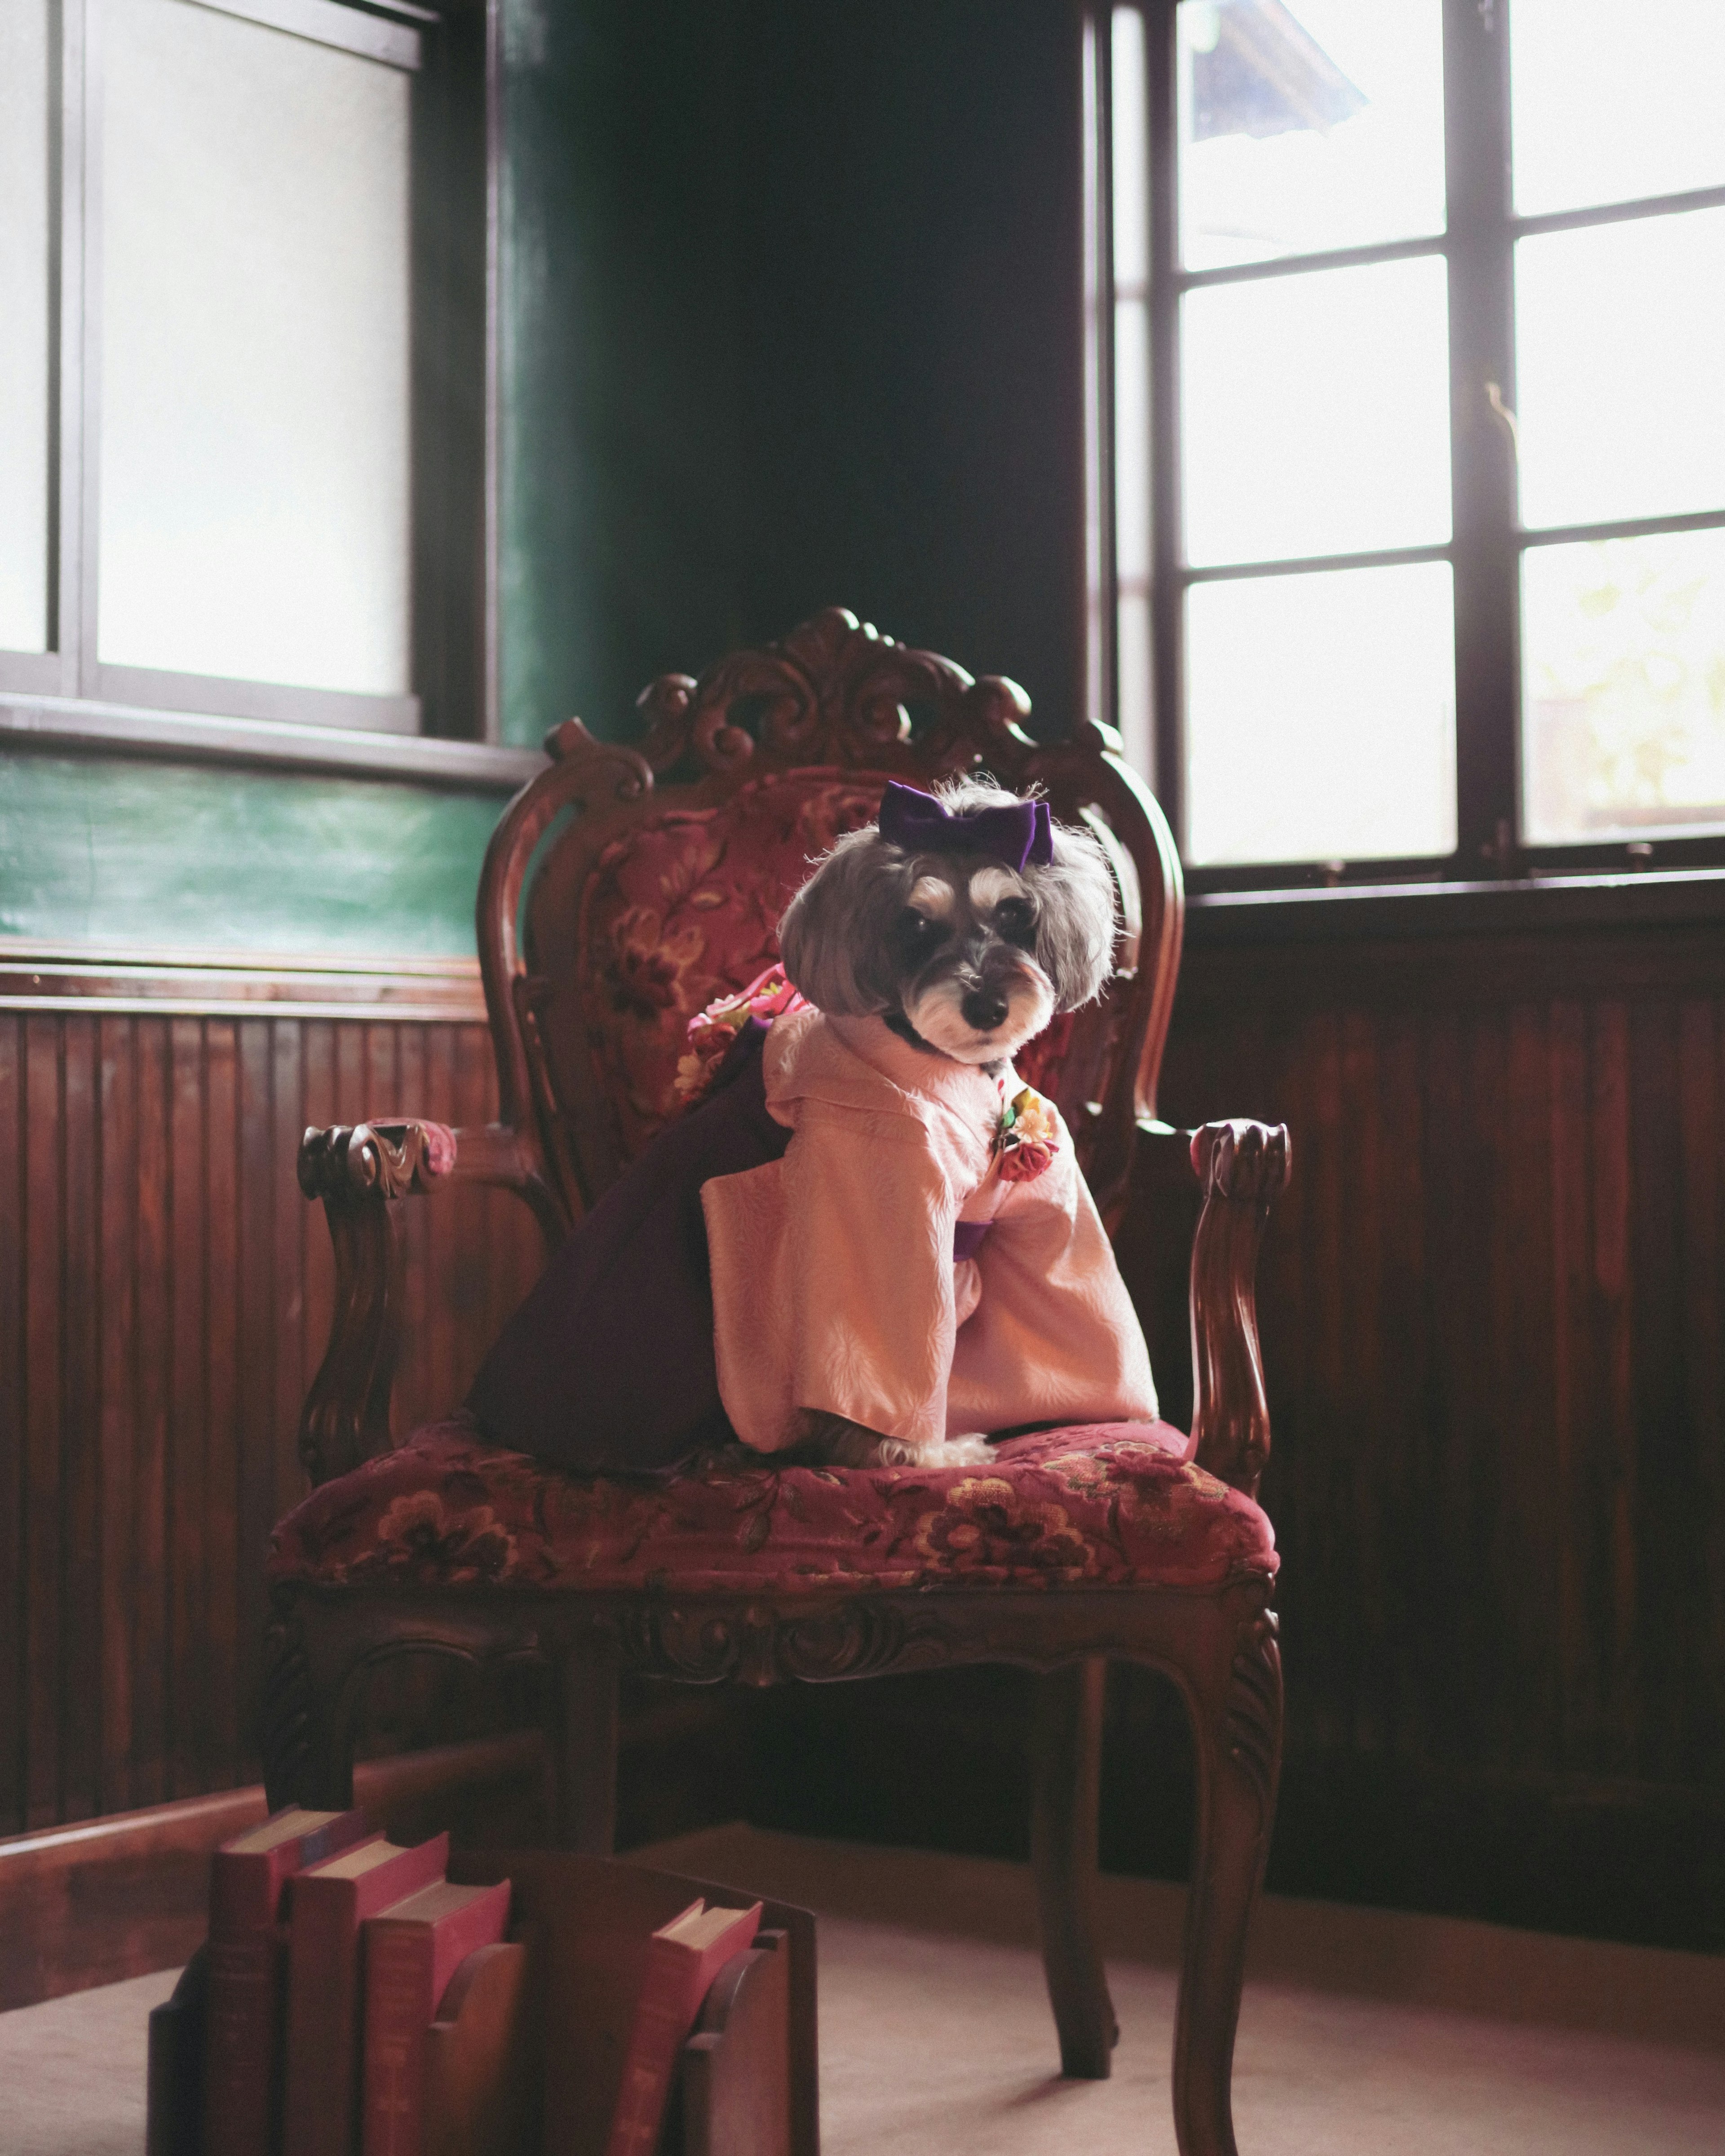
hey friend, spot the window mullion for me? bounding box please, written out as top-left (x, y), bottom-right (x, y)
top-left (1442, 0), bottom-right (1519, 872)
top-left (1145, 0), bottom-right (1184, 844)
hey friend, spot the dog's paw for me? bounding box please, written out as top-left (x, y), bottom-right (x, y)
top-left (886, 1431), bottom-right (995, 1469)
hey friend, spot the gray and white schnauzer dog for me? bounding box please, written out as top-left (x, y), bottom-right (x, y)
top-left (773, 776), bottom-right (1119, 1466)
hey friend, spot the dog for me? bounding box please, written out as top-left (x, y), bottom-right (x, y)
top-left (755, 776), bottom-right (1125, 1470)
top-left (466, 774), bottom-right (1155, 1480)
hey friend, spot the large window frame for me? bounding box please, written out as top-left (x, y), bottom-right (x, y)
top-left (1091, 0), bottom-right (1725, 895)
top-left (0, 0), bottom-right (530, 785)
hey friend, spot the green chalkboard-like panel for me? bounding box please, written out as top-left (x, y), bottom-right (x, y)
top-left (0, 751), bottom-right (504, 957)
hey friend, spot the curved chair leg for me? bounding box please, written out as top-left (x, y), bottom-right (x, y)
top-left (261, 1587), bottom-right (359, 1812)
top-left (1030, 1656), bottom-right (1118, 2078)
top-left (1172, 1608), bottom-right (1282, 2156)
top-left (550, 1629), bottom-right (621, 1854)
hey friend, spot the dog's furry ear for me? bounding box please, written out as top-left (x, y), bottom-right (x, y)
top-left (1031, 819), bottom-right (1119, 1010)
top-left (778, 831), bottom-right (907, 1015)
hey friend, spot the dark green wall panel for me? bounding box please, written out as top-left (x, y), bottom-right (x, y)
top-left (0, 753), bottom-right (501, 956)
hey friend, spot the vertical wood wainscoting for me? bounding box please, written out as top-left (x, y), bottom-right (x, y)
top-left (1129, 899), bottom-right (1725, 1948)
top-left (0, 949), bottom-right (548, 1836)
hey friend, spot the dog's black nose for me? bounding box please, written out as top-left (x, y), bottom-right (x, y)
top-left (961, 989), bottom-right (1009, 1032)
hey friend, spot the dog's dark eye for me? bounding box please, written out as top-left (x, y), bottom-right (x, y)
top-left (994, 897), bottom-right (1037, 946)
top-left (894, 908), bottom-right (949, 958)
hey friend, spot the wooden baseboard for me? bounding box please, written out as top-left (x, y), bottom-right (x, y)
top-left (0, 1732), bottom-right (545, 2010)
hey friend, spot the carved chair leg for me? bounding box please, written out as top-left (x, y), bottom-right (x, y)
top-left (1172, 1609), bottom-right (1282, 2156)
top-left (551, 1630), bottom-right (621, 1854)
top-left (261, 1590), bottom-right (359, 1813)
top-left (1030, 1656), bottom-right (1118, 2079)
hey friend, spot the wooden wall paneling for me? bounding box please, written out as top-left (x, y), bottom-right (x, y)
top-left (60, 1015), bottom-right (101, 1824)
top-left (3, 952), bottom-right (555, 1833)
top-left (97, 1016), bottom-right (137, 1818)
top-left (1677, 999), bottom-right (1725, 1786)
top-left (269, 1021), bottom-right (305, 1539)
top-left (133, 1021), bottom-right (171, 1809)
top-left (1628, 994), bottom-right (1694, 1785)
top-left (237, 1017), bottom-right (277, 1784)
top-left (301, 1019), bottom-right (338, 1491)
top-left (1547, 997), bottom-right (1592, 1769)
top-left (25, 1016), bottom-right (62, 1829)
top-left (205, 1021), bottom-right (242, 1793)
top-left (1588, 1001), bottom-right (1636, 1773)
top-left (168, 1019), bottom-right (208, 1802)
top-left (1372, 1007), bottom-right (1432, 1767)
top-left (0, 1017), bottom-right (22, 1835)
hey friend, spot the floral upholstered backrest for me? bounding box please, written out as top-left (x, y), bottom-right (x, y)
top-left (476, 610), bottom-right (1184, 1234)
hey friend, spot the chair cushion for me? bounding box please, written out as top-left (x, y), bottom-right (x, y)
top-left (265, 1420), bottom-right (1277, 1597)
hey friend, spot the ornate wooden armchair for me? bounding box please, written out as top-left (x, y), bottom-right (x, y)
top-left (263, 610), bottom-right (1290, 2156)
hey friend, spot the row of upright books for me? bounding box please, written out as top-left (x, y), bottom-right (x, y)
top-left (164, 1805), bottom-right (770, 2156)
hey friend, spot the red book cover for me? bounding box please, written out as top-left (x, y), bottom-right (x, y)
top-left (281, 1832), bottom-right (450, 2156)
top-left (359, 1878), bottom-right (512, 2156)
top-left (603, 1899), bottom-right (762, 2156)
top-left (203, 1805), bottom-right (369, 2156)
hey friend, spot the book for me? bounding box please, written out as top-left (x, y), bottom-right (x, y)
top-left (603, 1899), bottom-right (762, 2156)
top-left (147, 1946), bottom-right (209, 2156)
top-left (423, 1938), bottom-right (540, 2156)
top-left (281, 1832), bottom-right (449, 2156)
top-left (204, 1805), bottom-right (369, 2156)
top-left (360, 1878), bottom-right (512, 2156)
top-left (446, 1850), bottom-right (814, 2156)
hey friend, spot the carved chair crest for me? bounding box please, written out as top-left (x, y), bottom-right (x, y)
top-left (476, 608), bottom-right (1184, 1233)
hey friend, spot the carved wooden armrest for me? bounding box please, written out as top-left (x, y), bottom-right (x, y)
top-left (1185, 1120), bottom-right (1291, 1502)
top-left (296, 1119), bottom-right (559, 1489)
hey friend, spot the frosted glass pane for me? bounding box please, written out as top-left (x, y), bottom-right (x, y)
top-left (1524, 530), bottom-right (1725, 844)
top-left (1186, 561), bottom-right (1455, 865)
top-left (99, 0), bottom-right (411, 695)
top-left (1178, 0), bottom-right (1445, 271)
top-left (1512, 0), bottom-right (1725, 216)
top-left (0, 0), bottom-right (53, 654)
top-left (1182, 256), bottom-right (1451, 567)
top-left (1515, 211), bottom-right (1725, 531)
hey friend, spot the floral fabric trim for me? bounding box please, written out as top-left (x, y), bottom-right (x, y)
top-left (674, 963), bottom-right (809, 1106)
top-left (266, 1419), bottom-right (1277, 1598)
top-left (995, 1084), bottom-right (1060, 1183)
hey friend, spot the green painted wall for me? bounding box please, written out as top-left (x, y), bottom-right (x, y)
top-left (0, 753), bottom-right (502, 957)
top-left (2, 0), bottom-right (1084, 958)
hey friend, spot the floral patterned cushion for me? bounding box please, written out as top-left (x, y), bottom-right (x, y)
top-left (266, 1420), bottom-right (1277, 1596)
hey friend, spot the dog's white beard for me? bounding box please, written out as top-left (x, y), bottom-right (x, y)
top-left (905, 970), bottom-right (1056, 1065)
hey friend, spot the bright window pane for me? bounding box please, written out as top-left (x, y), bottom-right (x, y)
top-left (1177, 0), bottom-right (1445, 271)
top-left (1515, 210), bottom-right (1725, 531)
top-left (0, 0), bottom-right (53, 654)
top-left (1511, 0), bottom-right (1725, 216)
top-left (99, 0), bottom-right (411, 695)
top-left (1523, 530), bottom-right (1725, 845)
top-left (1186, 562), bottom-right (1455, 865)
top-left (1182, 255), bottom-right (1451, 567)
top-left (1112, 6), bottom-right (1150, 288)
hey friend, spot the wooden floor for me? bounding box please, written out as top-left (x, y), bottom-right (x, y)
top-left (5, 1825), bottom-right (1722, 2155)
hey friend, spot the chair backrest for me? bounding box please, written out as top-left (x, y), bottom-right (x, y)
top-left (475, 609), bottom-right (1184, 1235)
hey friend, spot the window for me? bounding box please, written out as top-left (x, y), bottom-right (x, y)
top-left (1096, 0), bottom-right (1725, 887)
top-left (0, 0), bottom-right (495, 750)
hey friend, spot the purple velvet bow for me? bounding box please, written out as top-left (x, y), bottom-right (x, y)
top-left (876, 782), bottom-right (1054, 870)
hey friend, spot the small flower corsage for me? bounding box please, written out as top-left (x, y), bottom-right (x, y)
top-left (995, 1083), bottom-right (1061, 1182)
top-left (674, 962), bottom-right (809, 1105)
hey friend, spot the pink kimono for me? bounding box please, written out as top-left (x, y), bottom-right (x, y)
top-left (702, 1007), bottom-right (1157, 1453)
